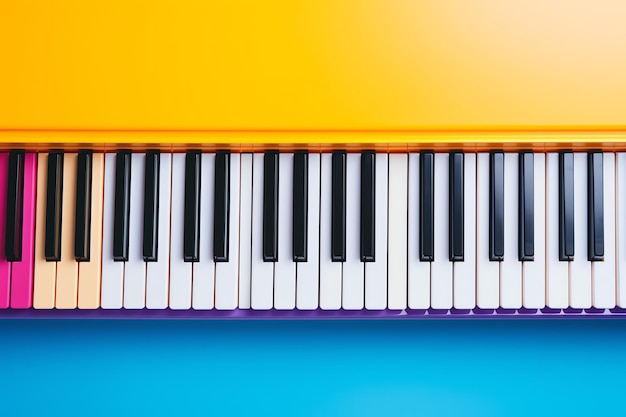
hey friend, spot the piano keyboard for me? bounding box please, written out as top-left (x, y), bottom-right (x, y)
top-left (1, 149), bottom-right (626, 318)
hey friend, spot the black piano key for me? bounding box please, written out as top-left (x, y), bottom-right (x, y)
top-left (184, 151), bottom-right (201, 262)
top-left (44, 152), bottom-right (64, 262)
top-left (360, 151), bottom-right (375, 262)
top-left (331, 151), bottom-right (346, 262)
top-left (263, 151), bottom-right (279, 262)
top-left (449, 151), bottom-right (464, 261)
top-left (519, 152), bottom-right (534, 261)
top-left (113, 150), bottom-right (131, 262)
top-left (419, 151), bottom-right (434, 262)
top-left (489, 151), bottom-right (505, 261)
top-left (74, 151), bottom-right (92, 262)
top-left (588, 151), bottom-right (604, 261)
top-left (293, 151), bottom-right (308, 262)
top-left (5, 150), bottom-right (25, 261)
top-left (213, 150), bottom-right (230, 262)
top-left (559, 151), bottom-right (575, 261)
top-left (143, 150), bottom-right (160, 262)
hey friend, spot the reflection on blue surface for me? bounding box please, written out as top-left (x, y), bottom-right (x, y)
top-left (0, 319), bottom-right (625, 416)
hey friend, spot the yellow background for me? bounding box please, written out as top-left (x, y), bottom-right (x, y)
top-left (1, 0), bottom-right (625, 147)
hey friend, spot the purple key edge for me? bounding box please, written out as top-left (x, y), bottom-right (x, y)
top-left (0, 308), bottom-right (625, 319)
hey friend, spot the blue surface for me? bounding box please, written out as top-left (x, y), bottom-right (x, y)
top-left (1, 319), bottom-right (625, 416)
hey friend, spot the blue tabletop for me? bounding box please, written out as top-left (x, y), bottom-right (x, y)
top-left (1, 319), bottom-right (624, 416)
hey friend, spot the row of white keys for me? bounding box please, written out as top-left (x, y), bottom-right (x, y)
top-left (296, 154), bottom-right (320, 310)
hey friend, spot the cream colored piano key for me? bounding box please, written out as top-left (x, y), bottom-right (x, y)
top-left (33, 153), bottom-right (57, 309)
top-left (55, 153), bottom-right (79, 309)
top-left (78, 153), bottom-right (104, 309)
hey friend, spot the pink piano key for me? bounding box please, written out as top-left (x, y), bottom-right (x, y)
top-left (0, 153), bottom-right (9, 308)
top-left (11, 153), bottom-right (37, 308)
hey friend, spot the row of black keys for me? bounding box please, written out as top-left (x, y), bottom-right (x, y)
top-left (35, 150), bottom-right (606, 264)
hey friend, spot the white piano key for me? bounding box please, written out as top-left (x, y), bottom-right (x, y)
top-left (365, 153), bottom-right (388, 310)
top-left (431, 153), bottom-right (453, 310)
top-left (146, 153), bottom-right (172, 309)
top-left (101, 153), bottom-right (124, 309)
top-left (408, 153), bottom-right (430, 310)
top-left (237, 153), bottom-right (253, 310)
top-left (319, 153), bottom-right (342, 310)
top-left (523, 153), bottom-right (546, 309)
top-left (593, 152), bottom-right (616, 309)
top-left (274, 153), bottom-right (296, 310)
top-left (476, 153), bottom-right (499, 309)
top-left (546, 152), bottom-right (569, 309)
top-left (123, 153), bottom-right (147, 309)
top-left (296, 153), bottom-right (320, 310)
top-left (617, 153), bottom-right (626, 308)
top-left (500, 153), bottom-right (522, 309)
top-left (251, 153), bottom-right (274, 310)
top-left (169, 154), bottom-right (193, 310)
top-left (215, 153), bottom-right (240, 310)
top-left (569, 153), bottom-right (591, 308)
top-left (191, 153), bottom-right (216, 310)
top-left (388, 154), bottom-right (408, 310)
top-left (453, 153), bottom-right (476, 310)
top-left (342, 153), bottom-right (364, 310)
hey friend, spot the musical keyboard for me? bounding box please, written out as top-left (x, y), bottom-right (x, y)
top-left (2, 0), bottom-right (626, 318)
top-left (0, 149), bottom-right (626, 318)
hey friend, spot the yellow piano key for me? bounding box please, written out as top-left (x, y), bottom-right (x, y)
top-left (55, 153), bottom-right (78, 309)
top-left (78, 153), bottom-right (104, 309)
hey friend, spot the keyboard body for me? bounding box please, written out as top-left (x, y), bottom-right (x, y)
top-left (1, 0), bottom-right (626, 318)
